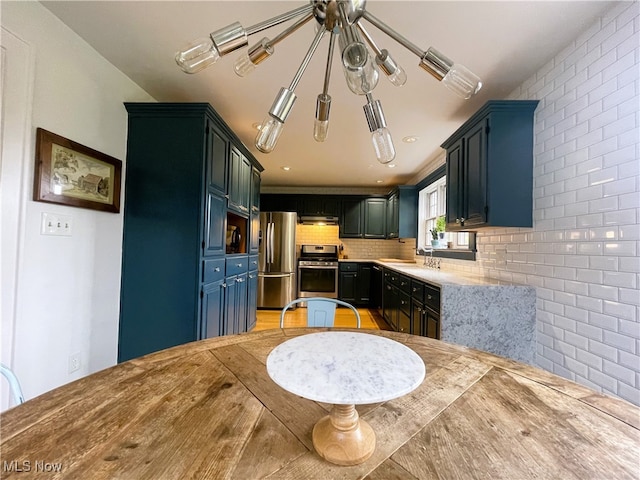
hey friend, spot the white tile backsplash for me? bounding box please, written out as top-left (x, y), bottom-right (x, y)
top-left (294, 224), bottom-right (415, 261)
top-left (438, 2), bottom-right (640, 405)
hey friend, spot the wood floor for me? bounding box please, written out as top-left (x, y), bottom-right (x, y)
top-left (254, 307), bottom-right (392, 331)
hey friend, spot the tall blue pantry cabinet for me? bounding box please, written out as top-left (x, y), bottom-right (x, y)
top-left (118, 103), bottom-right (262, 362)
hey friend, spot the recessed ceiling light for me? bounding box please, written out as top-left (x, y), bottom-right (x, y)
top-left (376, 180), bottom-right (384, 183)
top-left (281, 166), bottom-right (291, 171)
top-left (402, 136), bottom-right (418, 143)
top-left (252, 122), bottom-right (262, 130)
top-left (387, 164), bottom-right (396, 168)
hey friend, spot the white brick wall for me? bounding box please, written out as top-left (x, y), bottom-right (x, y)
top-left (446, 2), bottom-right (639, 405)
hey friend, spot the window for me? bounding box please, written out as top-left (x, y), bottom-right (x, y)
top-left (417, 176), bottom-right (446, 250)
top-left (416, 166), bottom-right (475, 260)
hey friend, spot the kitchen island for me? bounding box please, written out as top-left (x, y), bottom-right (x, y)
top-left (344, 259), bottom-right (536, 364)
top-left (1, 329), bottom-right (638, 479)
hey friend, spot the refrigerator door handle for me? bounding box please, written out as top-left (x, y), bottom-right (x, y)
top-left (265, 221), bottom-right (271, 265)
top-left (269, 222), bottom-right (275, 264)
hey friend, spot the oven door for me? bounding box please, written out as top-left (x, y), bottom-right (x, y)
top-left (297, 264), bottom-right (338, 299)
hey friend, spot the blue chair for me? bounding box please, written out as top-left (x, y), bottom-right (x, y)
top-left (280, 297), bottom-right (361, 328)
top-left (1, 363), bottom-right (25, 406)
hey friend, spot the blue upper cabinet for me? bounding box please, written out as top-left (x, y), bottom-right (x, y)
top-left (364, 198), bottom-right (387, 239)
top-left (206, 121), bottom-right (228, 196)
top-left (228, 146), bottom-right (251, 216)
top-left (442, 100), bottom-right (539, 231)
top-left (386, 186), bottom-right (417, 239)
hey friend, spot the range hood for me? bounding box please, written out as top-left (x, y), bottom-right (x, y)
top-left (299, 215), bottom-right (339, 225)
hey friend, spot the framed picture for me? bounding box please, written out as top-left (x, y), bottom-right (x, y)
top-left (33, 128), bottom-right (122, 213)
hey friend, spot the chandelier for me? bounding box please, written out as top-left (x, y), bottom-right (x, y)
top-left (175, 0), bottom-right (482, 164)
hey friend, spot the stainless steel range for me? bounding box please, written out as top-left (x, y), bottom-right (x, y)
top-left (297, 245), bottom-right (339, 299)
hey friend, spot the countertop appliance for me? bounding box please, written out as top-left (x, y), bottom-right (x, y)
top-left (226, 225), bottom-right (241, 254)
top-left (297, 244), bottom-right (339, 300)
top-left (258, 212), bottom-right (297, 308)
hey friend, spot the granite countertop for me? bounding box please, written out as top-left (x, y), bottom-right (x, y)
top-left (340, 258), bottom-right (523, 287)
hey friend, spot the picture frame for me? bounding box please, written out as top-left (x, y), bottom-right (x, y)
top-left (34, 128), bottom-right (122, 213)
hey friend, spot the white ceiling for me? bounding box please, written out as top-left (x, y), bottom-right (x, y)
top-left (41, 1), bottom-right (614, 188)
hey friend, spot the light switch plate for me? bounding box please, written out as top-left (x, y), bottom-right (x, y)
top-left (41, 212), bottom-right (72, 236)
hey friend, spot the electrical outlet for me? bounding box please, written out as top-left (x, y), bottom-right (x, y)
top-left (68, 353), bottom-right (81, 373)
top-left (41, 212), bottom-right (72, 236)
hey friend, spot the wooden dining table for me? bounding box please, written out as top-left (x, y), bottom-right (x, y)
top-left (1, 328), bottom-right (639, 479)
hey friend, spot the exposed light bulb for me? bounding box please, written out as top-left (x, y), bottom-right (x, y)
top-left (371, 127), bottom-right (395, 164)
top-left (175, 37), bottom-right (220, 74)
top-left (420, 47), bottom-right (482, 99)
top-left (342, 43), bottom-right (379, 95)
top-left (376, 50), bottom-right (407, 87)
top-left (313, 119), bottom-right (329, 142)
top-left (314, 93), bottom-right (331, 142)
top-left (234, 54), bottom-right (257, 77)
top-left (255, 115), bottom-right (284, 153)
top-left (339, 24), bottom-right (378, 95)
top-left (442, 64), bottom-right (482, 99)
top-left (386, 64), bottom-right (407, 87)
top-left (233, 38), bottom-right (274, 77)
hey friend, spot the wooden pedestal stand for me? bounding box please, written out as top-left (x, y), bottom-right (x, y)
top-left (312, 404), bottom-right (376, 466)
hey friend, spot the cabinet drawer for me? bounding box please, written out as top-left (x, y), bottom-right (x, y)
top-left (226, 256), bottom-right (249, 276)
top-left (424, 284), bottom-right (440, 311)
top-left (248, 255), bottom-right (259, 272)
top-left (398, 291), bottom-right (411, 316)
top-left (203, 258), bottom-right (225, 284)
top-left (388, 272), bottom-right (400, 287)
top-left (340, 262), bottom-right (358, 272)
top-left (398, 274), bottom-right (411, 294)
top-left (410, 280), bottom-right (424, 301)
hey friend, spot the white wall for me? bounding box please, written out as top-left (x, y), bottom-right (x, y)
top-left (442, 2), bottom-right (640, 405)
top-left (1, 1), bottom-right (154, 410)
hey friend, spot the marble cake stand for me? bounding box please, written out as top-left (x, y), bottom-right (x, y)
top-left (266, 331), bottom-right (426, 465)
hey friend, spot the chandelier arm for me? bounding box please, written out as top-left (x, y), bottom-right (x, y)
top-left (288, 26), bottom-right (327, 91)
top-left (245, 4), bottom-right (314, 37)
top-left (268, 12), bottom-right (315, 48)
top-left (361, 10), bottom-right (424, 58)
top-left (355, 22), bottom-right (382, 57)
top-left (321, 30), bottom-right (337, 96)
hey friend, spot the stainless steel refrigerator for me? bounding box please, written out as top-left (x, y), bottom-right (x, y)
top-left (257, 212), bottom-right (297, 308)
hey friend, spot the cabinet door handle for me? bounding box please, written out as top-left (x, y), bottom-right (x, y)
top-left (236, 263), bottom-right (243, 267)
top-left (236, 278), bottom-right (244, 283)
top-left (427, 295), bottom-right (432, 300)
top-left (214, 267), bottom-right (221, 272)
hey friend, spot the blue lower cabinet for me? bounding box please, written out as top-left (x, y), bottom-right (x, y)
top-left (202, 279), bottom-right (225, 338)
top-left (235, 272), bottom-right (248, 334)
top-left (224, 276), bottom-right (237, 335)
top-left (224, 272), bottom-right (248, 335)
top-left (247, 270), bottom-right (258, 331)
